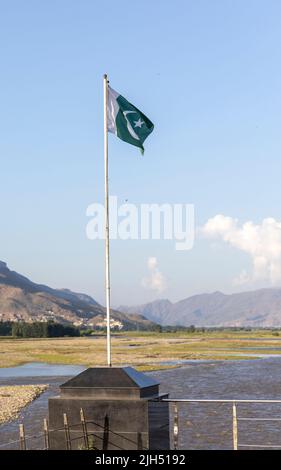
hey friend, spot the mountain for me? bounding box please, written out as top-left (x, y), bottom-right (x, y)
top-left (0, 261), bottom-right (154, 330)
top-left (119, 289), bottom-right (281, 327)
top-left (118, 299), bottom-right (173, 325)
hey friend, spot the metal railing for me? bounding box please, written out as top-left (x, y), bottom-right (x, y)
top-left (162, 398), bottom-right (281, 450)
top-left (0, 408), bottom-right (151, 450)
top-left (2, 399), bottom-right (281, 450)
top-left (0, 410), bottom-right (94, 450)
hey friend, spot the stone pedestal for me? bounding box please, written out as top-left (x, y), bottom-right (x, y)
top-left (48, 367), bottom-right (170, 450)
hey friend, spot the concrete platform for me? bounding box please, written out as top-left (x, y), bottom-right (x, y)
top-left (48, 367), bottom-right (170, 450)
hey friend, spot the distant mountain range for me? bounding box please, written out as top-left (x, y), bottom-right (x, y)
top-left (119, 289), bottom-right (281, 327)
top-left (0, 261), bottom-right (154, 330)
top-left (4, 259), bottom-right (281, 328)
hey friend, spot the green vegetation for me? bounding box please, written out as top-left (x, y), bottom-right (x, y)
top-left (0, 321), bottom-right (13, 336)
top-left (0, 321), bottom-right (79, 338)
top-left (3, 320), bottom-right (281, 339)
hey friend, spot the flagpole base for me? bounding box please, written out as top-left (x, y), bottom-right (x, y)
top-left (48, 367), bottom-right (170, 450)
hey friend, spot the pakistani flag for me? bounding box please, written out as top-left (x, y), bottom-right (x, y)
top-left (107, 86), bottom-right (154, 153)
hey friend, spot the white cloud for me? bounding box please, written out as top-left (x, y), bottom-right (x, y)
top-left (147, 257), bottom-right (158, 270)
top-left (201, 214), bottom-right (281, 285)
top-left (142, 257), bottom-right (167, 293)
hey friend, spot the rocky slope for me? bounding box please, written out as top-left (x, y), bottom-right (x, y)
top-left (0, 261), bottom-right (154, 330)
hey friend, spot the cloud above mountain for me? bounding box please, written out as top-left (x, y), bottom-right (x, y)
top-left (141, 257), bottom-right (167, 293)
top-left (202, 215), bottom-right (281, 285)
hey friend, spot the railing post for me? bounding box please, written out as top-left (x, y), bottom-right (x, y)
top-left (173, 402), bottom-right (179, 450)
top-left (19, 424), bottom-right (26, 450)
top-left (80, 408), bottom-right (90, 450)
top-left (43, 418), bottom-right (50, 450)
top-left (63, 413), bottom-right (72, 450)
top-left (232, 402), bottom-right (238, 450)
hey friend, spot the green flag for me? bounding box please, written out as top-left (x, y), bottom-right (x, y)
top-left (107, 85), bottom-right (154, 153)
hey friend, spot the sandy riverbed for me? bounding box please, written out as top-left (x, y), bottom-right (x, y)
top-left (0, 385), bottom-right (48, 425)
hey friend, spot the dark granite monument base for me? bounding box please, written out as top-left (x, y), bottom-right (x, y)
top-left (48, 367), bottom-right (170, 450)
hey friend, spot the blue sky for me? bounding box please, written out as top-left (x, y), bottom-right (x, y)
top-left (1, 0), bottom-right (281, 305)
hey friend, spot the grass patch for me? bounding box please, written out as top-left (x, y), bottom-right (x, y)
top-left (0, 331), bottom-right (281, 369)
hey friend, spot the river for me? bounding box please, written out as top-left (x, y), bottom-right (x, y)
top-left (1, 358), bottom-right (281, 449)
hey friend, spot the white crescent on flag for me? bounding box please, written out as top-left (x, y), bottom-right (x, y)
top-left (123, 111), bottom-right (140, 141)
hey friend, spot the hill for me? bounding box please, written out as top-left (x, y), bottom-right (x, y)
top-left (0, 261), bottom-right (154, 330)
top-left (119, 289), bottom-right (281, 327)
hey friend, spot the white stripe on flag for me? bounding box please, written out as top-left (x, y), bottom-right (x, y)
top-left (107, 86), bottom-right (120, 134)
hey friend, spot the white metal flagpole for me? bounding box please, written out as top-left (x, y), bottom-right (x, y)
top-left (103, 73), bottom-right (111, 367)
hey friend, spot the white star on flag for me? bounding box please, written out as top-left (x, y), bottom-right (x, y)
top-left (134, 118), bottom-right (144, 128)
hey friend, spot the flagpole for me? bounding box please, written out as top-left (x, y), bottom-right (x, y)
top-left (103, 73), bottom-right (111, 367)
